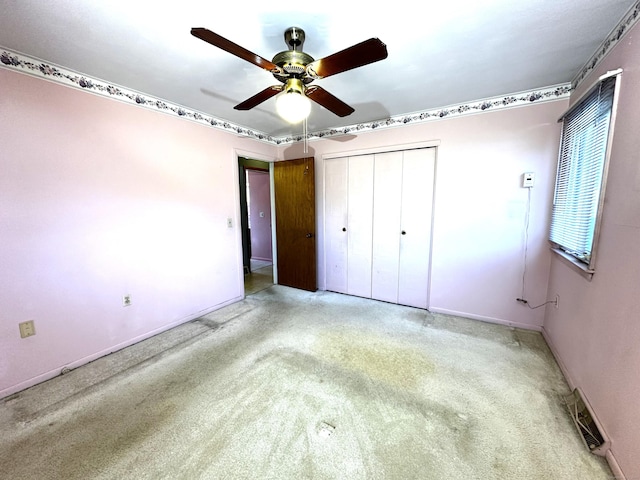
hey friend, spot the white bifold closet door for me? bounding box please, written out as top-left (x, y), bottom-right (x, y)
top-left (325, 148), bottom-right (435, 309)
top-left (371, 149), bottom-right (435, 308)
top-left (324, 157), bottom-right (349, 293)
top-left (371, 151), bottom-right (404, 303)
top-left (325, 154), bottom-right (374, 297)
top-left (396, 148), bottom-right (435, 308)
top-left (347, 155), bottom-right (375, 297)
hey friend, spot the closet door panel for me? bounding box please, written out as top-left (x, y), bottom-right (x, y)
top-left (371, 151), bottom-right (403, 303)
top-left (324, 157), bottom-right (348, 293)
top-left (398, 148), bottom-right (436, 308)
top-left (347, 155), bottom-right (375, 298)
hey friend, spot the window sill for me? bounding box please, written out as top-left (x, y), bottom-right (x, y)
top-left (550, 248), bottom-right (594, 280)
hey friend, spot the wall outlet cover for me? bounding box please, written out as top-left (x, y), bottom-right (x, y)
top-left (19, 320), bottom-right (36, 338)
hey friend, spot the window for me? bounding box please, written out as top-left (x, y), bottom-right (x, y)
top-left (549, 72), bottom-right (620, 273)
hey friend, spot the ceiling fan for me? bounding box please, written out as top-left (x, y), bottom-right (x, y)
top-left (191, 26), bottom-right (388, 123)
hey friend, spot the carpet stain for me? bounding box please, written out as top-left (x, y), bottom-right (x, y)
top-left (109, 401), bottom-right (178, 455)
top-left (318, 331), bottom-right (435, 390)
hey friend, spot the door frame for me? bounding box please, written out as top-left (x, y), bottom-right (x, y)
top-left (321, 140), bottom-right (441, 161)
top-left (238, 158), bottom-right (271, 272)
top-left (235, 149), bottom-right (278, 286)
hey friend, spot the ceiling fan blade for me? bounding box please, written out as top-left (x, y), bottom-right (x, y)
top-left (234, 86), bottom-right (282, 110)
top-left (306, 86), bottom-right (355, 117)
top-left (191, 28), bottom-right (283, 74)
top-left (306, 38), bottom-right (388, 79)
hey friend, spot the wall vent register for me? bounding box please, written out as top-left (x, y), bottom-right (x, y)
top-left (564, 388), bottom-right (609, 456)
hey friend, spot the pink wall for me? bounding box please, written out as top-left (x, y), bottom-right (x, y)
top-left (247, 170), bottom-right (272, 261)
top-left (281, 99), bottom-right (566, 330)
top-left (543, 23), bottom-right (640, 480)
top-left (0, 69), bottom-right (276, 397)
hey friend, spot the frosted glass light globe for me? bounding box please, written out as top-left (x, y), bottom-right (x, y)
top-left (276, 92), bottom-right (311, 124)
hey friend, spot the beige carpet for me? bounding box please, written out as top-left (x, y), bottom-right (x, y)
top-left (0, 286), bottom-right (612, 479)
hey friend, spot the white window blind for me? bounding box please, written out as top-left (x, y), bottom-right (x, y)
top-left (549, 75), bottom-right (617, 269)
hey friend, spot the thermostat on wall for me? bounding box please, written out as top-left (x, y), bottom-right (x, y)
top-left (522, 172), bottom-right (535, 188)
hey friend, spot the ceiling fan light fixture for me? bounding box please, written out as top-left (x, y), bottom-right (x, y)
top-left (276, 79), bottom-right (311, 124)
top-left (191, 26), bottom-right (388, 121)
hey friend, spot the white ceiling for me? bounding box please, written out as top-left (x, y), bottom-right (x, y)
top-left (0, 1), bottom-right (636, 138)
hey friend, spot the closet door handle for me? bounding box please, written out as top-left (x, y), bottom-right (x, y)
top-left (342, 227), bottom-right (347, 232)
top-left (401, 230), bottom-right (406, 235)
top-left (306, 233), bottom-right (314, 238)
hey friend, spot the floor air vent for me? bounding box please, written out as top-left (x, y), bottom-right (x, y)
top-left (564, 388), bottom-right (609, 456)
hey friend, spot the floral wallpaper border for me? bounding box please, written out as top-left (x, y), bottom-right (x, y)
top-left (289, 85), bottom-right (572, 144)
top-left (0, 48), bottom-right (572, 145)
top-left (573, 0), bottom-right (640, 87)
top-left (5, 0), bottom-right (638, 149)
top-left (0, 49), bottom-right (278, 144)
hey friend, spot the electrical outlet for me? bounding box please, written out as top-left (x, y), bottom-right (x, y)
top-left (19, 320), bottom-right (36, 338)
top-left (123, 294), bottom-right (132, 307)
top-left (555, 294), bottom-right (560, 309)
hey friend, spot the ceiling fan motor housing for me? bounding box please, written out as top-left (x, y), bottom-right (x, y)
top-left (271, 27), bottom-right (315, 84)
top-left (272, 50), bottom-right (314, 82)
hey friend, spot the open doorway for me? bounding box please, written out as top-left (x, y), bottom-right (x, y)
top-left (238, 157), bottom-right (274, 295)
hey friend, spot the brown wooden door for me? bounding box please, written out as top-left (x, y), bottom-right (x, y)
top-left (274, 157), bottom-right (317, 291)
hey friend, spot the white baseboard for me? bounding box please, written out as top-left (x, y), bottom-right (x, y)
top-left (540, 326), bottom-right (576, 389)
top-left (429, 307), bottom-right (542, 331)
top-left (606, 450), bottom-right (627, 479)
top-left (0, 295), bottom-right (243, 400)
